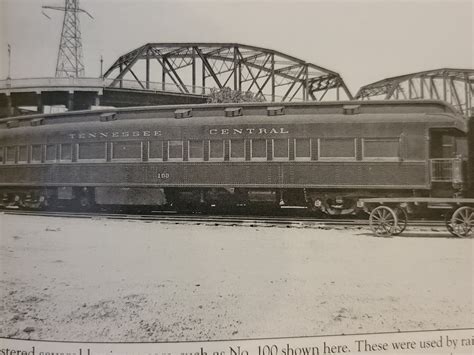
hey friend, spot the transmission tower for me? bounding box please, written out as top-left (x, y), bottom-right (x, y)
top-left (42, 0), bottom-right (93, 78)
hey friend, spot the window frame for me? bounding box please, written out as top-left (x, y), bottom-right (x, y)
top-left (272, 138), bottom-right (290, 161)
top-left (250, 139), bottom-right (267, 161)
top-left (17, 145), bottom-right (28, 164)
top-left (294, 138), bottom-right (312, 161)
top-left (45, 144), bottom-right (58, 163)
top-left (318, 137), bottom-right (357, 161)
top-left (5, 146), bottom-right (17, 164)
top-left (208, 140), bottom-right (225, 161)
top-left (362, 137), bottom-right (400, 161)
top-left (59, 143), bottom-right (73, 163)
top-left (167, 140), bottom-right (184, 161)
top-left (188, 140), bottom-right (205, 162)
top-left (30, 144), bottom-right (43, 163)
top-left (229, 139), bottom-right (246, 161)
top-left (111, 141), bottom-right (143, 162)
top-left (76, 142), bottom-right (107, 163)
top-left (147, 141), bottom-right (164, 162)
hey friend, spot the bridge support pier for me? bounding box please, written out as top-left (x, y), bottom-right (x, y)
top-left (36, 92), bottom-right (43, 113)
top-left (67, 91), bottom-right (74, 111)
top-left (5, 94), bottom-right (13, 116)
top-left (93, 94), bottom-right (102, 108)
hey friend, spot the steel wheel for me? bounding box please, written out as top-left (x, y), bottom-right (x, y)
top-left (444, 210), bottom-right (457, 237)
top-left (450, 206), bottom-right (473, 238)
top-left (369, 206), bottom-right (398, 237)
top-left (392, 207), bottom-right (408, 236)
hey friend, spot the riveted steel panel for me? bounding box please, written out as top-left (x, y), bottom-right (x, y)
top-left (283, 162), bottom-right (427, 187)
top-left (0, 161), bottom-right (428, 189)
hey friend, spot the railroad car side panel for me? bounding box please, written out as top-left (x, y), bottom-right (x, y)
top-left (286, 163), bottom-right (427, 188)
top-left (0, 162), bottom-right (428, 189)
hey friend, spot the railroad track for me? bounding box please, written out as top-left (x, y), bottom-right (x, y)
top-left (1, 208), bottom-right (446, 230)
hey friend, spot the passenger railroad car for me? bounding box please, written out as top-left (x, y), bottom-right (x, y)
top-left (0, 100), bottom-right (471, 214)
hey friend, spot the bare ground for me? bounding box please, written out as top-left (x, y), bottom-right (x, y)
top-left (0, 213), bottom-right (472, 342)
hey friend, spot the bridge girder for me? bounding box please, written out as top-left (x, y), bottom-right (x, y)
top-left (103, 43), bottom-right (353, 102)
top-left (356, 68), bottom-right (474, 118)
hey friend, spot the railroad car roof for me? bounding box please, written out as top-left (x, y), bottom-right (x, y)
top-left (0, 100), bottom-right (468, 134)
top-left (0, 115), bottom-right (468, 142)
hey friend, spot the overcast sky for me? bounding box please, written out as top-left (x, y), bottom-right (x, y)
top-left (1, 0), bottom-right (472, 95)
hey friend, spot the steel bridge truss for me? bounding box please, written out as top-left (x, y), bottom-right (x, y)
top-left (356, 68), bottom-right (474, 118)
top-left (103, 43), bottom-right (353, 102)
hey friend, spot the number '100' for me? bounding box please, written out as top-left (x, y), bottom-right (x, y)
top-left (259, 345), bottom-right (278, 355)
top-left (157, 173), bottom-right (170, 179)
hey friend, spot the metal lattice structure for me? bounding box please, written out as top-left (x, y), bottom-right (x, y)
top-left (356, 68), bottom-right (474, 118)
top-left (43, 0), bottom-right (93, 78)
top-left (103, 43), bottom-right (353, 102)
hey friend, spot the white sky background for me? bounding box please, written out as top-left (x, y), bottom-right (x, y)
top-left (0, 0), bottom-right (472, 95)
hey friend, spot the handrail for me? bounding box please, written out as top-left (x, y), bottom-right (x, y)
top-left (0, 77), bottom-right (208, 97)
top-left (0, 77), bottom-right (299, 102)
top-left (430, 158), bottom-right (464, 183)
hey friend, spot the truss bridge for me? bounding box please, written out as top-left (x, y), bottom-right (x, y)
top-left (356, 68), bottom-right (474, 118)
top-left (103, 43), bottom-right (352, 102)
top-left (1, 44), bottom-right (472, 119)
top-left (0, 43), bottom-right (353, 118)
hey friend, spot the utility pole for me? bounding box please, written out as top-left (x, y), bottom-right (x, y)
top-left (42, 0), bottom-right (93, 78)
top-left (100, 55), bottom-right (103, 77)
top-left (7, 44), bottom-right (11, 79)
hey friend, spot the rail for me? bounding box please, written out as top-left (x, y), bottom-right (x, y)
top-left (1, 209), bottom-right (447, 229)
